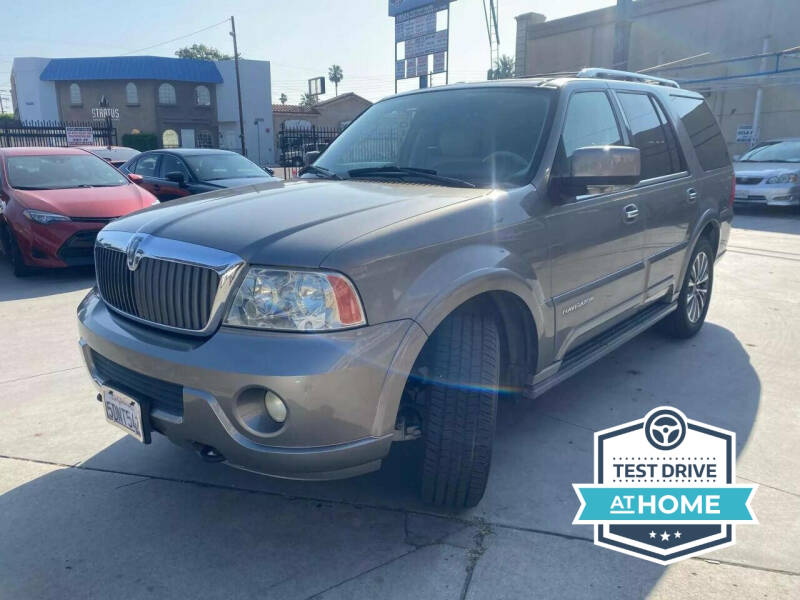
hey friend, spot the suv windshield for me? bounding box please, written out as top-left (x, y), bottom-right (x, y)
top-left (739, 140), bottom-right (800, 163)
top-left (314, 87), bottom-right (555, 188)
top-left (6, 154), bottom-right (129, 190)
top-left (185, 153), bottom-right (268, 181)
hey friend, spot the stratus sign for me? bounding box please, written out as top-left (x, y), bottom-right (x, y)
top-left (573, 407), bottom-right (757, 564)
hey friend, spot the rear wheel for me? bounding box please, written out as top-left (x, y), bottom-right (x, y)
top-left (419, 312), bottom-right (499, 508)
top-left (659, 238), bottom-right (714, 339)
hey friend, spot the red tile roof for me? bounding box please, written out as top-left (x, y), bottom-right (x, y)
top-left (272, 104), bottom-right (318, 114)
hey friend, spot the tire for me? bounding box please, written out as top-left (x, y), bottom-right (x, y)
top-left (420, 312), bottom-right (500, 508)
top-left (1, 223), bottom-right (31, 278)
top-left (659, 238), bottom-right (714, 339)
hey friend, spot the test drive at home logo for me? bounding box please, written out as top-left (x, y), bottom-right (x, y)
top-left (573, 407), bottom-right (757, 564)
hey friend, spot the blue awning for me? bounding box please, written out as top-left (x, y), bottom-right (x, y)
top-left (40, 56), bottom-right (223, 83)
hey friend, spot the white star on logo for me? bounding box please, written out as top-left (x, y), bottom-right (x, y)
top-left (660, 531), bottom-right (670, 542)
top-left (649, 531), bottom-right (656, 539)
top-left (674, 531), bottom-right (682, 539)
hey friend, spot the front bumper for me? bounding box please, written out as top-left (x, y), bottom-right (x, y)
top-left (12, 218), bottom-right (106, 268)
top-left (734, 183), bottom-right (800, 206)
top-left (78, 290), bottom-right (423, 480)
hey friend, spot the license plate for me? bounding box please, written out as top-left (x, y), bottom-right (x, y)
top-left (102, 387), bottom-right (145, 443)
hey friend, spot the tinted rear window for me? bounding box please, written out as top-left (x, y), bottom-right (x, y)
top-left (670, 96), bottom-right (729, 171)
top-left (617, 92), bottom-right (684, 179)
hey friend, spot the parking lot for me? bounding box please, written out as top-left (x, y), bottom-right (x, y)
top-left (0, 210), bottom-right (798, 599)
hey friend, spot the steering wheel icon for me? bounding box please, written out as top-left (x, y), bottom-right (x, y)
top-left (644, 409), bottom-right (687, 450)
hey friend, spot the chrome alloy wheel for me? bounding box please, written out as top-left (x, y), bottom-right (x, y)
top-left (686, 251), bottom-right (710, 323)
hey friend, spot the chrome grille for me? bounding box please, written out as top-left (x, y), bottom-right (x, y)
top-left (93, 231), bottom-right (244, 335)
top-left (736, 176), bottom-right (763, 185)
top-left (96, 246), bottom-right (219, 330)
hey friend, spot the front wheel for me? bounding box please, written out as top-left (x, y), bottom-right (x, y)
top-left (1, 223), bottom-right (31, 278)
top-left (659, 238), bottom-right (714, 338)
top-left (419, 312), bottom-right (499, 508)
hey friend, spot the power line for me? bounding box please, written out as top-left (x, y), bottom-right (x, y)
top-left (121, 19), bottom-right (231, 56)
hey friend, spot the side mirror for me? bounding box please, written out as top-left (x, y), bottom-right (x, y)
top-left (264, 166), bottom-right (274, 176)
top-left (552, 145), bottom-right (641, 198)
top-left (165, 171), bottom-right (186, 186)
top-left (128, 173), bottom-right (143, 184)
top-left (304, 151), bottom-right (321, 166)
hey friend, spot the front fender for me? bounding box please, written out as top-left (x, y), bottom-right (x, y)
top-left (370, 246), bottom-right (549, 436)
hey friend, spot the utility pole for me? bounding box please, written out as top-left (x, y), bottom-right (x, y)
top-left (230, 16), bottom-right (247, 156)
top-left (613, 0), bottom-right (632, 71)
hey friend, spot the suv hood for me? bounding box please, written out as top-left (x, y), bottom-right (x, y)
top-left (105, 179), bottom-right (489, 267)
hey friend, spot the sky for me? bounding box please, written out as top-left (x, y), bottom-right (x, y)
top-left (1, 0), bottom-right (614, 107)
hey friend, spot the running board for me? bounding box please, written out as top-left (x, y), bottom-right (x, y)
top-left (525, 302), bottom-right (678, 399)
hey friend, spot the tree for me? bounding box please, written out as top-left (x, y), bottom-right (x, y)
top-left (279, 93), bottom-right (288, 105)
top-left (175, 44), bottom-right (232, 61)
top-left (328, 64), bottom-right (343, 96)
top-left (299, 93), bottom-right (318, 109)
top-left (488, 55), bottom-right (515, 80)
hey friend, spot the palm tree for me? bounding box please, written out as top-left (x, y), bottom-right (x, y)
top-left (328, 64), bottom-right (343, 96)
top-left (279, 93), bottom-right (288, 105)
top-left (300, 93), bottom-right (318, 109)
top-left (489, 55), bottom-right (515, 80)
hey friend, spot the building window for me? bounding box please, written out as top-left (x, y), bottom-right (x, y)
top-left (158, 83), bottom-right (176, 105)
top-left (162, 129), bottom-right (179, 148)
top-left (125, 82), bottom-right (139, 105)
top-left (195, 85), bottom-right (211, 106)
top-left (196, 130), bottom-right (214, 148)
top-left (69, 83), bottom-right (82, 106)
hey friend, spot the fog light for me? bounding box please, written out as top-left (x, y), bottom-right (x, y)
top-left (264, 391), bottom-right (287, 423)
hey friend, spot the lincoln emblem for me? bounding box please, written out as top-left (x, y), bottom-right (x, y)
top-left (126, 234), bottom-right (146, 271)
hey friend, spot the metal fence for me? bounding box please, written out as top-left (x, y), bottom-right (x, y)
top-left (0, 120), bottom-right (117, 148)
top-left (277, 125), bottom-right (403, 169)
top-left (278, 126), bottom-right (341, 166)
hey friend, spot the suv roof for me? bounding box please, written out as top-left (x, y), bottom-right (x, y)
top-left (388, 68), bottom-right (701, 101)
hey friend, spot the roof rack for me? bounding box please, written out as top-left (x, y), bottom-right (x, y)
top-left (576, 68), bottom-right (680, 88)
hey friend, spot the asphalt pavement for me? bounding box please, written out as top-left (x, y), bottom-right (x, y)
top-left (0, 209), bottom-right (798, 599)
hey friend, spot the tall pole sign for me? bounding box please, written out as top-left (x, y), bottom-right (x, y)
top-left (390, 0), bottom-right (455, 93)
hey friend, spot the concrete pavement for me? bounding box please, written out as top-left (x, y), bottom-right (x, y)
top-left (0, 210), bottom-right (798, 599)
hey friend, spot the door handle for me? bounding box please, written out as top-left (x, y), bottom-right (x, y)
top-left (623, 203), bottom-right (639, 222)
top-left (153, 184), bottom-right (161, 191)
top-left (687, 188), bottom-right (698, 202)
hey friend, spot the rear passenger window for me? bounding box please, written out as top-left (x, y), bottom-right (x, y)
top-left (557, 91), bottom-right (623, 173)
top-left (671, 96), bottom-right (729, 171)
top-left (134, 155), bottom-right (159, 177)
top-left (617, 92), bottom-right (684, 180)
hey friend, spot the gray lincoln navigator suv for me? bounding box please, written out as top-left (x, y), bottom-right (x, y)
top-left (78, 69), bottom-right (733, 508)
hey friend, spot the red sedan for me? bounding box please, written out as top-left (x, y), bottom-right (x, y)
top-left (0, 147), bottom-right (158, 276)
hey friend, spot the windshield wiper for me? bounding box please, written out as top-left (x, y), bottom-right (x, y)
top-left (347, 166), bottom-right (476, 188)
top-left (298, 164), bottom-right (341, 180)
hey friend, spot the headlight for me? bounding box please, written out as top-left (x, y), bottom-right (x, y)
top-left (766, 173), bottom-right (799, 184)
top-left (23, 209), bottom-right (71, 225)
top-left (224, 268), bottom-right (366, 331)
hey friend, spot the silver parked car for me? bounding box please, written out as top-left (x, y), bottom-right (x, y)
top-left (734, 138), bottom-right (800, 208)
top-left (78, 69), bottom-right (733, 507)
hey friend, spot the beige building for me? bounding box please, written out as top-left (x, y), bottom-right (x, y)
top-left (515, 0), bottom-right (800, 155)
top-left (272, 93), bottom-right (372, 139)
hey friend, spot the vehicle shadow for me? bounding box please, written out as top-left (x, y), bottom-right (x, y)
top-left (0, 261), bottom-right (95, 302)
top-left (0, 323), bottom-right (759, 599)
top-left (733, 206), bottom-right (800, 235)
